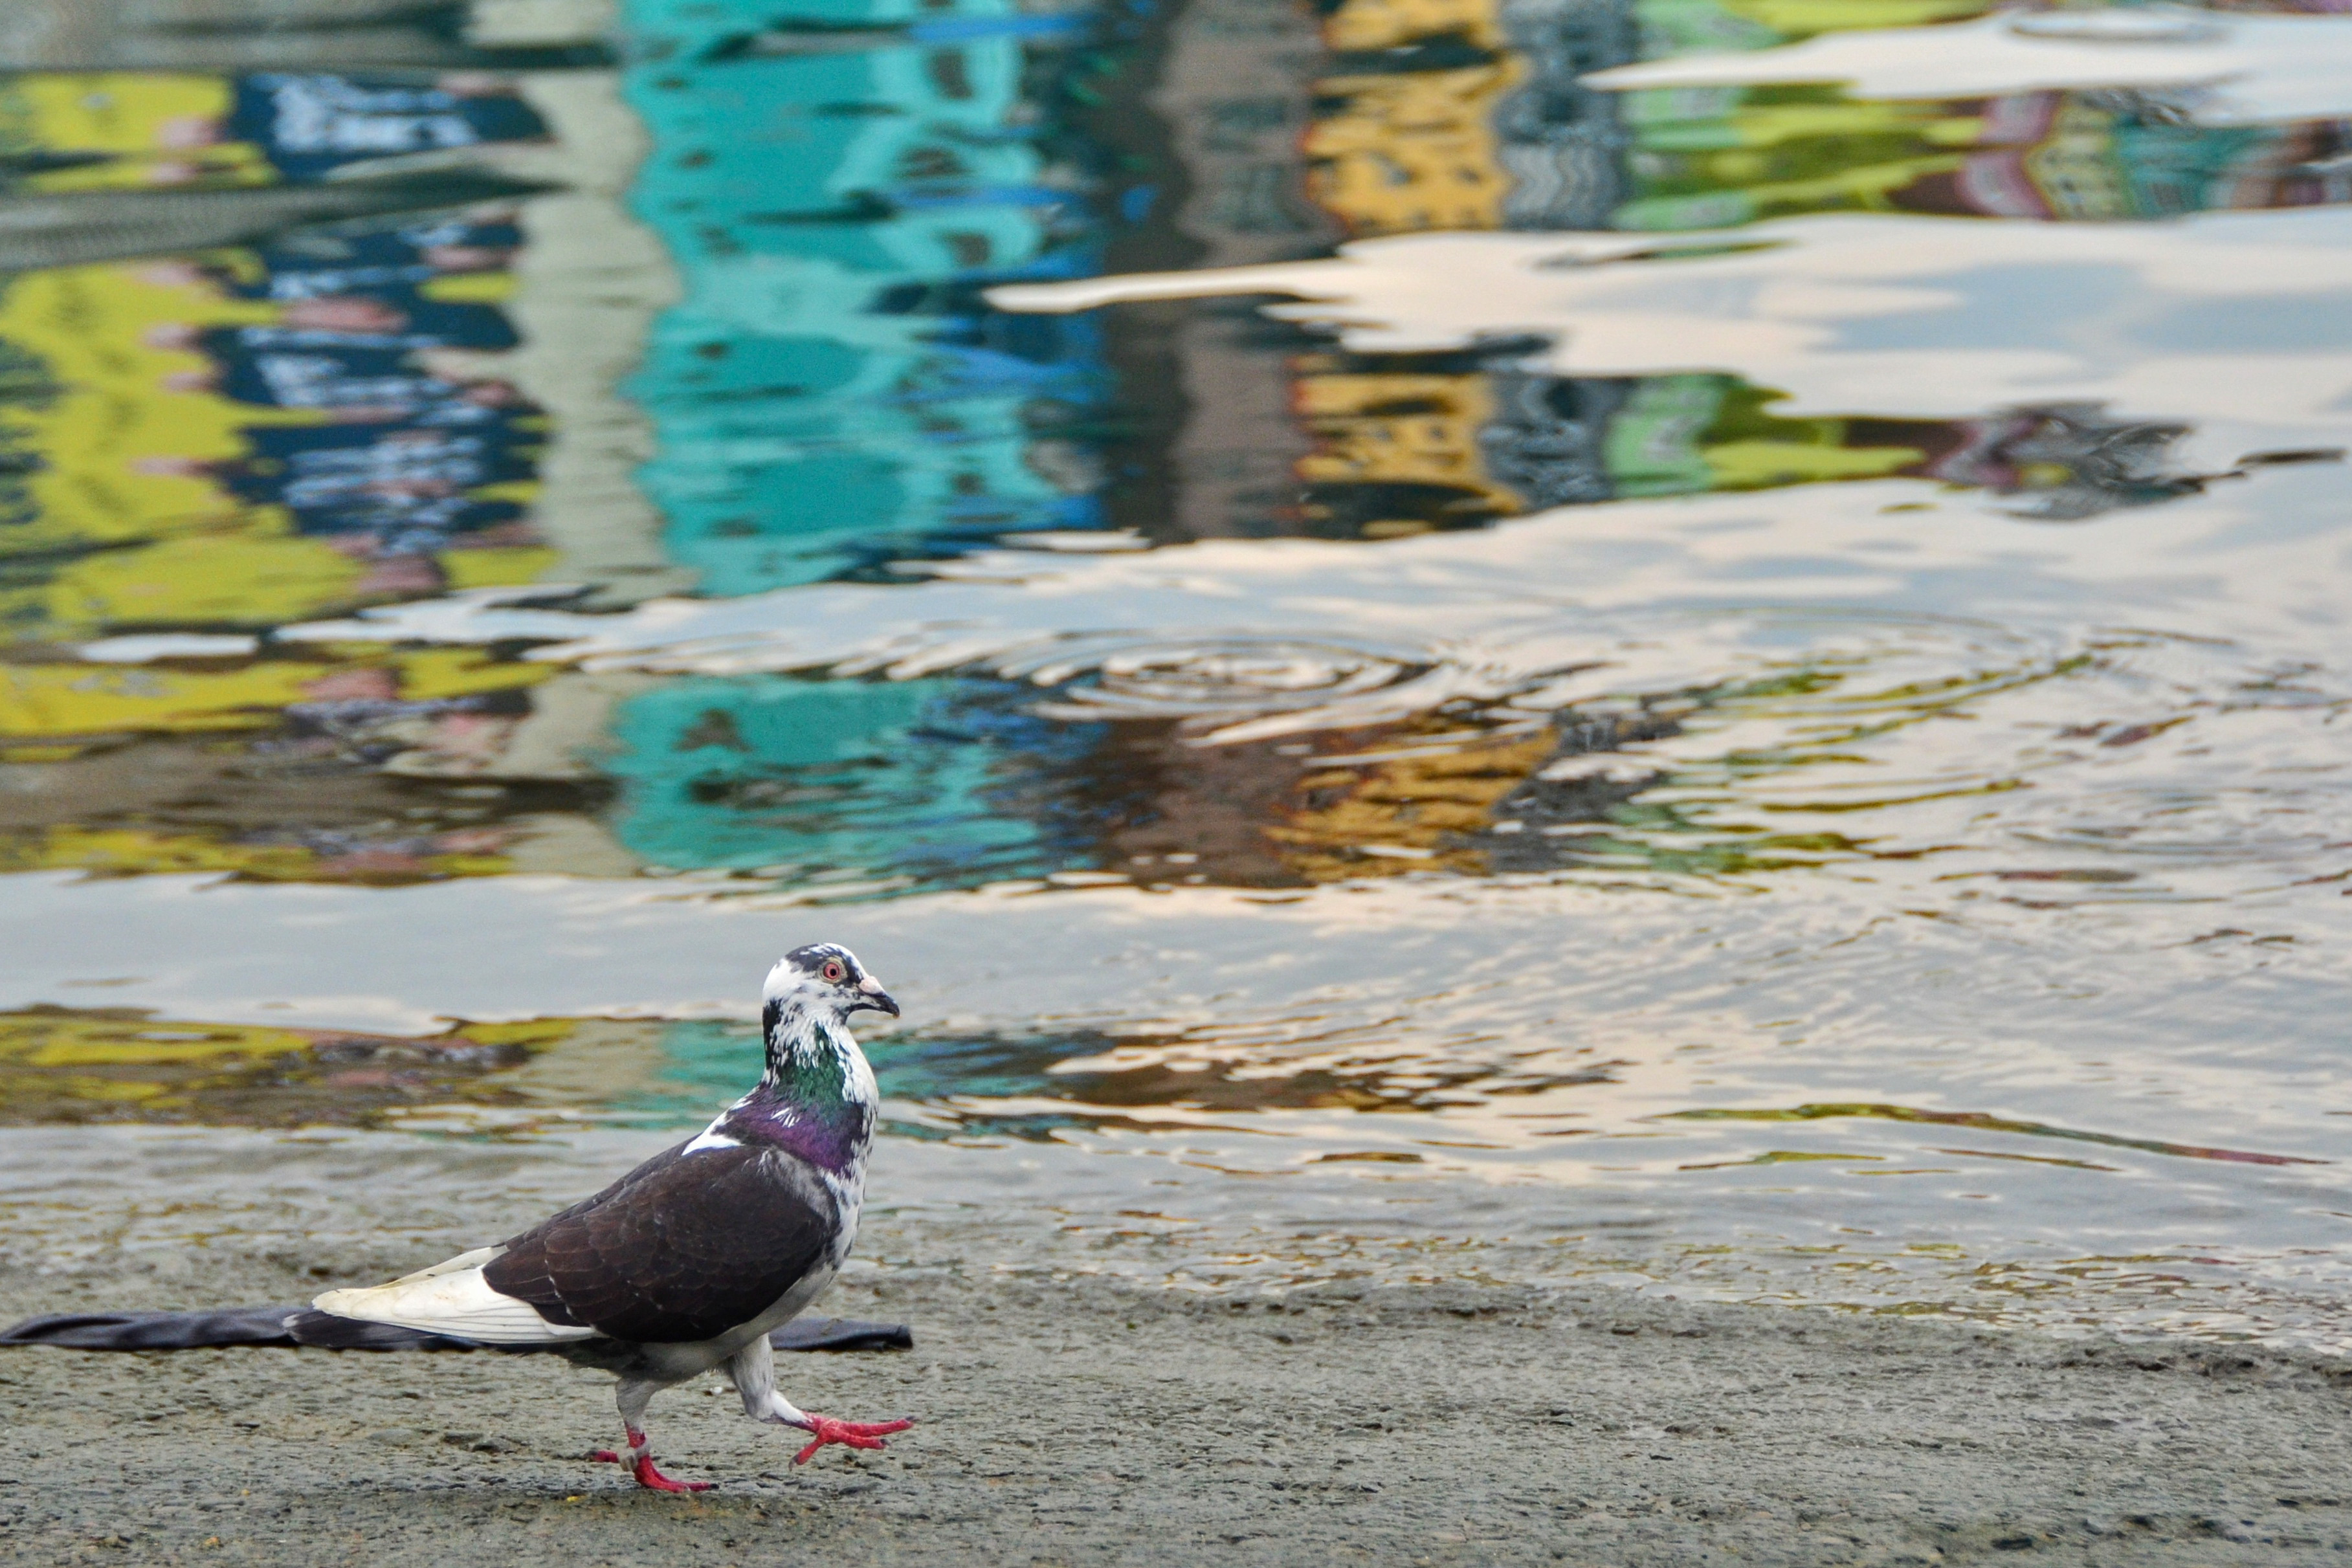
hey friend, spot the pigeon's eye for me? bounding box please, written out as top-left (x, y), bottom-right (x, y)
top-left (821, 960), bottom-right (846, 984)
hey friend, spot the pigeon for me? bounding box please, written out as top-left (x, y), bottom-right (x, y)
top-left (313, 942), bottom-right (914, 1491)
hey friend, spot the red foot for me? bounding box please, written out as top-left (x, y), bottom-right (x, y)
top-left (793, 1414), bottom-right (915, 1466)
top-left (589, 1447), bottom-right (712, 1492)
top-left (630, 1455), bottom-right (713, 1493)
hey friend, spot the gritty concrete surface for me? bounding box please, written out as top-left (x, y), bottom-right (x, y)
top-left (4, 1225), bottom-right (2351, 1567)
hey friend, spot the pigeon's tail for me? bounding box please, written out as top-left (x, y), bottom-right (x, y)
top-left (286, 1309), bottom-right (483, 1351)
top-left (0, 1307), bottom-right (911, 1354)
top-left (313, 1245), bottom-right (599, 1347)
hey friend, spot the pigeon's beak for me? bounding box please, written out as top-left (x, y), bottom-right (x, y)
top-left (854, 976), bottom-right (900, 1018)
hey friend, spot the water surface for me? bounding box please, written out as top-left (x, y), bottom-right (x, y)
top-left (1, 0), bottom-right (2349, 1349)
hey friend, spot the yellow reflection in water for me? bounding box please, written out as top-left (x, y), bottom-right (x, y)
top-left (1269, 726), bottom-right (1553, 879)
top-left (0, 1008), bottom-right (576, 1127)
top-left (0, 826), bottom-right (512, 885)
top-left (0, 648), bottom-right (548, 744)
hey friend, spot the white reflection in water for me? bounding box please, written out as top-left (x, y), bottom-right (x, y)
top-left (992, 209), bottom-right (2352, 443)
top-left (1585, 7), bottom-right (2352, 127)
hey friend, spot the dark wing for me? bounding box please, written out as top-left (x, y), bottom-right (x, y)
top-left (481, 1143), bottom-right (837, 1345)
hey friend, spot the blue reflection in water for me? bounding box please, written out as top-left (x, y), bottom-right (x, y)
top-left (620, 0), bottom-right (1134, 591)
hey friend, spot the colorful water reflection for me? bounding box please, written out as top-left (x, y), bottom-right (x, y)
top-left (0, 0), bottom-right (2350, 1343)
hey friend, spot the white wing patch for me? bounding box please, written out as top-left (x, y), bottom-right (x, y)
top-left (313, 1245), bottom-right (599, 1345)
top-left (682, 1121), bottom-right (742, 1154)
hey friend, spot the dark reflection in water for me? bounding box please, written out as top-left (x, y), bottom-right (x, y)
top-left (0, 648), bottom-right (579, 883)
top-left (599, 672), bottom-right (1709, 889)
top-left (1294, 361), bottom-right (2213, 535)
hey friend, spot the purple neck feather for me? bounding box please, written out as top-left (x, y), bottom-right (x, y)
top-left (711, 996), bottom-right (873, 1175)
top-left (717, 1082), bottom-right (869, 1175)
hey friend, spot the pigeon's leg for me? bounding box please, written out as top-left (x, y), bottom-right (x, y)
top-left (726, 1334), bottom-right (914, 1466)
top-left (589, 1377), bottom-right (712, 1493)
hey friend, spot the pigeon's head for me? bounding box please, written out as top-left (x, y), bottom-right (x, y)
top-left (768, 942), bottom-right (900, 1024)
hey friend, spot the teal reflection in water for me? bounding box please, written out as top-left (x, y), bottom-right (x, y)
top-left (606, 674), bottom-right (1107, 889)
top-left (621, 0), bottom-right (1140, 593)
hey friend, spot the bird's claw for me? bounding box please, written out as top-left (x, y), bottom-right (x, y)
top-left (793, 1414), bottom-right (915, 1465)
top-left (590, 1447), bottom-right (712, 1492)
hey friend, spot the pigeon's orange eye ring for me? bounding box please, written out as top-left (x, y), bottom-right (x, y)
top-left (821, 960), bottom-right (846, 983)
